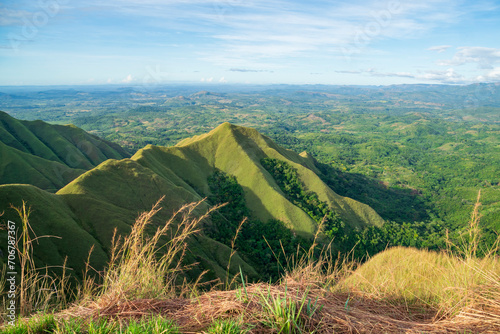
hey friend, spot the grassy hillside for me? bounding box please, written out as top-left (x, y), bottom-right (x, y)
top-left (0, 184), bottom-right (109, 278)
top-left (0, 142), bottom-right (84, 192)
top-left (134, 122), bottom-right (384, 234)
top-left (0, 111), bottom-right (130, 191)
top-left (342, 246), bottom-right (500, 309)
top-left (0, 122), bottom-right (385, 287)
top-left (0, 170), bottom-right (258, 285)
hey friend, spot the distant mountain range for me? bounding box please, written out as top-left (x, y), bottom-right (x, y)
top-left (0, 113), bottom-right (383, 282)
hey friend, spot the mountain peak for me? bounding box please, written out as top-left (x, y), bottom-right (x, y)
top-left (214, 121), bottom-right (234, 131)
top-left (134, 123), bottom-right (384, 231)
top-left (176, 122), bottom-right (244, 147)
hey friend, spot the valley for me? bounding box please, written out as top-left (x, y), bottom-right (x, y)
top-left (0, 84), bottom-right (499, 332)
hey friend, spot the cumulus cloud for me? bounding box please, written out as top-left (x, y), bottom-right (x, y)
top-left (428, 45), bottom-right (452, 53)
top-left (476, 67), bottom-right (500, 81)
top-left (438, 47), bottom-right (500, 69)
top-left (219, 76), bottom-right (227, 83)
top-left (122, 74), bottom-right (133, 83)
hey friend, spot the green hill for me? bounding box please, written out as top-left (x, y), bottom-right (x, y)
top-left (0, 141), bottom-right (84, 192)
top-left (133, 122), bottom-right (384, 233)
top-left (0, 110), bottom-right (130, 191)
top-left (0, 122), bottom-right (384, 283)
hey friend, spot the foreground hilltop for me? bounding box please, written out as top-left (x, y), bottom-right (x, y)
top-left (0, 120), bottom-right (383, 282)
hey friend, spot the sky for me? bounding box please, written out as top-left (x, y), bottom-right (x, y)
top-left (1, 0), bottom-right (500, 86)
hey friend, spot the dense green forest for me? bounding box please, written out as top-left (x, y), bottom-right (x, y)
top-left (204, 159), bottom-right (481, 269)
top-left (205, 169), bottom-right (309, 279)
top-left (261, 158), bottom-right (448, 257)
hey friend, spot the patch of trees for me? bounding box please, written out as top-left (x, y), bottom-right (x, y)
top-left (261, 158), bottom-right (451, 258)
top-left (206, 170), bottom-right (310, 280)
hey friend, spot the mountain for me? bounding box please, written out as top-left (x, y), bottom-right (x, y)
top-left (0, 121), bottom-right (384, 282)
top-left (0, 110), bottom-right (130, 191)
top-left (133, 122), bottom-right (384, 233)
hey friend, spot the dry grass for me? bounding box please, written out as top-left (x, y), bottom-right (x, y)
top-left (69, 197), bottom-right (220, 314)
top-left (1, 201), bottom-right (71, 317)
top-left (4, 192), bottom-right (500, 333)
top-left (336, 190), bottom-right (500, 332)
top-left (57, 276), bottom-right (500, 333)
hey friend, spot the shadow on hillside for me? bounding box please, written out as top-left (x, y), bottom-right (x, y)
top-left (240, 185), bottom-right (275, 223)
top-left (316, 162), bottom-right (430, 223)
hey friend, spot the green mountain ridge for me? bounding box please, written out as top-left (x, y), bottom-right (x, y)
top-left (134, 122), bottom-right (384, 233)
top-left (0, 110), bottom-right (130, 191)
top-left (0, 120), bottom-right (384, 283)
top-left (0, 141), bottom-right (84, 191)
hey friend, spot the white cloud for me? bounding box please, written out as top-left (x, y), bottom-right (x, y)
top-left (335, 70), bottom-right (364, 74)
top-left (35, 0), bottom-right (495, 71)
top-left (219, 76), bottom-right (227, 83)
top-left (428, 45), bottom-right (452, 53)
top-left (344, 67), bottom-right (468, 84)
top-left (3, 0), bottom-right (499, 85)
top-left (122, 74), bottom-right (133, 83)
top-left (200, 77), bottom-right (214, 82)
top-left (438, 47), bottom-right (500, 69)
top-left (418, 68), bottom-right (464, 83)
top-left (476, 67), bottom-right (500, 81)
top-left (229, 68), bottom-right (273, 73)
top-left (197, 0), bottom-right (474, 66)
top-left (0, 9), bottom-right (31, 26)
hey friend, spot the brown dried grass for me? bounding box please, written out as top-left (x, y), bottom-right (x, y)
top-left (49, 193), bottom-right (500, 333)
top-left (58, 276), bottom-right (500, 333)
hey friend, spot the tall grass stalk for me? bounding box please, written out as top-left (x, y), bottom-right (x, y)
top-left (98, 197), bottom-right (219, 303)
top-left (284, 217), bottom-right (356, 291)
top-left (9, 201), bottom-right (70, 316)
top-left (257, 283), bottom-right (320, 333)
top-left (225, 218), bottom-right (247, 289)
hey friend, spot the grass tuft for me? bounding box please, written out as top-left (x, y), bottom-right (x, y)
top-left (205, 318), bottom-right (249, 334)
top-left (257, 284), bottom-right (320, 333)
top-left (2, 201), bottom-right (71, 319)
top-left (2, 314), bottom-right (57, 334)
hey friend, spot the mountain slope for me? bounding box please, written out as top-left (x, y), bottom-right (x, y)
top-left (0, 110), bottom-right (130, 190)
top-left (0, 141), bottom-right (84, 191)
top-left (0, 159), bottom-right (260, 283)
top-left (133, 122), bottom-right (384, 233)
top-left (0, 184), bottom-right (109, 277)
top-left (0, 122), bottom-right (384, 283)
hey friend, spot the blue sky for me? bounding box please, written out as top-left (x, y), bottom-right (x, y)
top-left (1, 0), bottom-right (500, 85)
